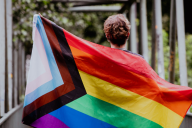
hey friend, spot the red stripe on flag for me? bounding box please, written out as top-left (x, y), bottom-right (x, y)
top-left (63, 29), bottom-right (192, 100)
top-left (63, 29), bottom-right (192, 117)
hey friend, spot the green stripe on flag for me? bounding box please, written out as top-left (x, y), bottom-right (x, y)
top-left (66, 94), bottom-right (163, 128)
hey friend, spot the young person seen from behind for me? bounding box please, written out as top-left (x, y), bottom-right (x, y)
top-left (103, 14), bottom-right (143, 58)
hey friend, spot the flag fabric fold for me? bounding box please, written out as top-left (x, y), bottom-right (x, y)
top-left (23, 14), bottom-right (192, 128)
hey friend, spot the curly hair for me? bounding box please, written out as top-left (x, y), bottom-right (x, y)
top-left (104, 14), bottom-right (131, 46)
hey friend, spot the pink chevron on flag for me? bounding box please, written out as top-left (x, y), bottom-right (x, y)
top-left (25, 27), bottom-right (52, 95)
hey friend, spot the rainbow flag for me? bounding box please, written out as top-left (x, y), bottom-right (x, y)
top-left (22, 14), bottom-right (192, 128)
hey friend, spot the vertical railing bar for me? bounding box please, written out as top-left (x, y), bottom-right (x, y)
top-left (140, 0), bottom-right (148, 63)
top-left (130, 2), bottom-right (137, 53)
top-left (22, 45), bottom-right (25, 96)
top-left (14, 41), bottom-right (18, 106)
top-left (123, 12), bottom-right (128, 50)
top-left (175, 0), bottom-right (188, 86)
top-left (0, 0), bottom-right (6, 117)
top-left (154, 0), bottom-right (165, 79)
top-left (128, 8), bottom-right (131, 51)
top-left (12, 42), bottom-right (16, 108)
top-left (151, 0), bottom-right (157, 70)
top-left (169, 0), bottom-right (176, 83)
top-left (4, 0), bottom-right (9, 113)
top-left (6, 0), bottom-right (12, 111)
top-left (18, 42), bottom-right (22, 104)
top-left (17, 42), bottom-right (20, 105)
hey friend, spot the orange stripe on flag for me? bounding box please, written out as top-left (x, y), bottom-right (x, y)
top-left (64, 29), bottom-right (192, 103)
top-left (69, 45), bottom-right (192, 117)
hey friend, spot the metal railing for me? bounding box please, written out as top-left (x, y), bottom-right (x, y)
top-left (0, 0), bottom-right (26, 126)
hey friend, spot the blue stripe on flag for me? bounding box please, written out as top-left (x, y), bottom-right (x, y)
top-left (24, 16), bottom-right (64, 107)
top-left (49, 105), bottom-right (117, 128)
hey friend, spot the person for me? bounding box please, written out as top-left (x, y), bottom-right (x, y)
top-left (103, 14), bottom-right (143, 58)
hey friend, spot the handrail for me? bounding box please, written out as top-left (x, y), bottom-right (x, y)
top-left (0, 103), bottom-right (23, 125)
top-left (187, 112), bottom-right (192, 117)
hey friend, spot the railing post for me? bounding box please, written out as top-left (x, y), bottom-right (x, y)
top-left (140, 0), bottom-right (148, 62)
top-left (13, 41), bottom-right (18, 107)
top-left (22, 45), bottom-right (25, 96)
top-left (154, 0), bottom-right (165, 79)
top-left (6, 0), bottom-right (13, 111)
top-left (129, 2), bottom-right (137, 53)
top-left (4, 0), bottom-right (9, 113)
top-left (0, 0), bottom-right (6, 116)
top-left (175, 0), bottom-right (188, 86)
top-left (18, 42), bottom-right (22, 104)
top-left (169, 0), bottom-right (176, 83)
top-left (151, 0), bottom-right (157, 70)
top-left (123, 12), bottom-right (128, 50)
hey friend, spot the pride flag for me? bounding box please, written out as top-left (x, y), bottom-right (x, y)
top-left (22, 14), bottom-right (192, 128)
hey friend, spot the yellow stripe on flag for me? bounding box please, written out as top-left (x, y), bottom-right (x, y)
top-left (79, 70), bottom-right (183, 128)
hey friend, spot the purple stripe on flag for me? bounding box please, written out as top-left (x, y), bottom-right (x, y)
top-left (31, 114), bottom-right (69, 128)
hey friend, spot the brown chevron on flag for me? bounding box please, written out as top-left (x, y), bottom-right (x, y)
top-left (22, 14), bottom-right (192, 128)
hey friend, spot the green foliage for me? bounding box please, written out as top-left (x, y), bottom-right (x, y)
top-left (13, 0), bottom-right (114, 54)
top-left (162, 30), bottom-right (192, 87)
top-left (190, 106), bottom-right (192, 113)
top-left (162, 30), bottom-right (179, 85)
top-left (186, 34), bottom-right (192, 88)
top-left (162, 29), bottom-right (169, 81)
top-left (147, 29), bottom-right (192, 87)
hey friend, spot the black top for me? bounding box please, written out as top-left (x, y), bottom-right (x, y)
top-left (123, 50), bottom-right (144, 59)
top-left (115, 48), bottom-right (144, 58)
